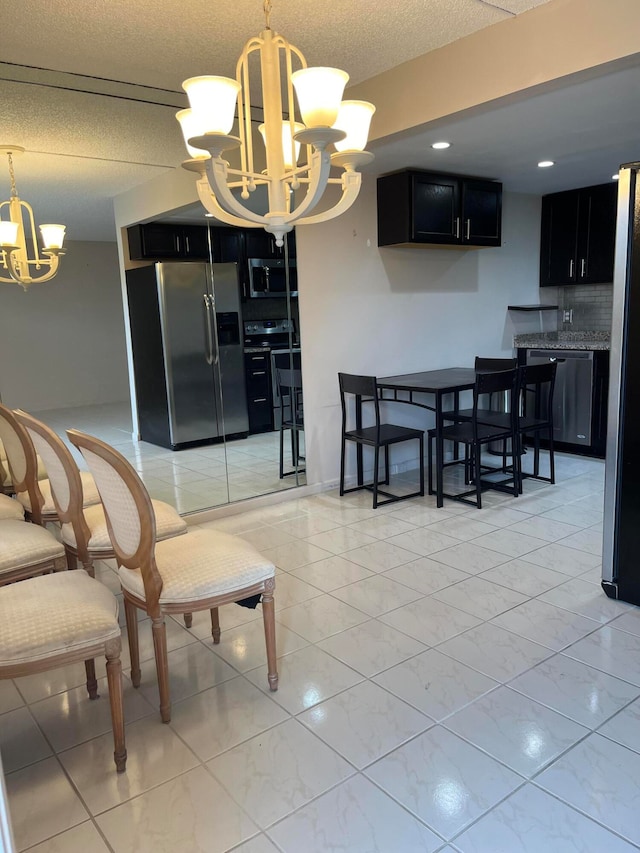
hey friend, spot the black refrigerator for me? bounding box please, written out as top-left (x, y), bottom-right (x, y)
top-left (603, 162), bottom-right (640, 604)
top-left (126, 262), bottom-right (248, 450)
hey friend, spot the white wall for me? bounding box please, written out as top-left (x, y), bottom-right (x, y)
top-left (0, 241), bottom-right (129, 411)
top-left (296, 181), bottom-right (543, 488)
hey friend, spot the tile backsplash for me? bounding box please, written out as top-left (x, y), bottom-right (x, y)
top-left (550, 284), bottom-right (613, 332)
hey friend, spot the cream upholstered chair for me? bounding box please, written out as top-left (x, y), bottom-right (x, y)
top-left (0, 494), bottom-right (24, 521)
top-left (0, 570), bottom-right (127, 771)
top-left (1, 436), bottom-right (47, 496)
top-left (68, 428), bottom-right (278, 723)
top-left (0, 403), bottom-right (100, 526)
top-left (0, 519), bottom-right (66, 585)
top-left (15, 410), bottom-right (188, 578)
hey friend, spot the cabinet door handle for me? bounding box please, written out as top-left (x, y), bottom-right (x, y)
top-left (253, 370), bottom-right (266, 376)
top-left (465, 219), bottom-right (471, 240)
top-left (185, 235), bottom-right (190, 254)
top-left (254, 398), bottom-right (267, 403)
top-left (251, 356), bottom-right (264, 361)
top-left (455, 217), bottom-right (460, 239)
top-left (580, 258), bottom-right (586, 278)
top-left (176, 235), bottom-right (181, 253)
top-left (569, 259), bottom-right (574, 278)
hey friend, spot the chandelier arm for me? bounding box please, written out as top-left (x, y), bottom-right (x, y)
top-left (277, 147), bottom-right (333, 224)
top-left (195, 176), bottom-right (265, 228)
top-left (0, 251), bottom-right (59, 289)
top-left (206, 159), bottom-right (274, 224)
top-left (294, 170), bottom-right (362, 226)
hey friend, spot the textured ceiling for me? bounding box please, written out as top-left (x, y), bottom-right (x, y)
top-left (1, 0), bottom-right (615, 241)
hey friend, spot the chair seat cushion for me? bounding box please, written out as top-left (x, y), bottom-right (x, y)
top-left (1, 453), bottom-right (47, 488)
top-left (0, 520), bottom-right (65, 572)
top-left (0, 571), bottom-right (120, 666)
top-left (0, 495), bottom-right (24, 522)
top-left (119, 528), bottom-right (275, 605)
top-left (61, 500), bottom-right (188, 553)
top-left (345, 423), bottom-right (423, 446)
top-left (17, 470), bottom-right (101, 515)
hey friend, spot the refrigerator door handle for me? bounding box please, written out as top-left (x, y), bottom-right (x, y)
top-left (203, 294), bottom-right (214, 365)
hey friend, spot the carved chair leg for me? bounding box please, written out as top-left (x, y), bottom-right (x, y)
top-left (210, 607), bottom-right (221, 644)
top-left (183, 613), bottom-right (193, 629)
top-left (151, 616), bottom-right (171, 723)
top-left (84, 658), bottom-right (99, 700)
top-left (261, 585), bottom-right (278, 692)
top-left (124, 598), bottom-right (142, 688)
top-left (105, 639), bottom-right (127, 773)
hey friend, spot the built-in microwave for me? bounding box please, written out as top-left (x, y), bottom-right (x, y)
top-left (247, 258), bottom-right (297, 298)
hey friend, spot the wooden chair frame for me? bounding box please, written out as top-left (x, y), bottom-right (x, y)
top-left (0, 519), bottom-right (67, 585)
top-left (0, 629), bottom-right (126, 771)
top-left (15, 410), bottom-right (97, 575)
top-left (67, 428), bottom-right (278, 724)
top-left (0, 404), bottom-right (46, 524)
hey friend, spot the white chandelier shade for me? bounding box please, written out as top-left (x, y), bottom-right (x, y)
top-left (176, 2), bottom-right (375, 247)
top-left (0, 146), bottom-right (66, 291)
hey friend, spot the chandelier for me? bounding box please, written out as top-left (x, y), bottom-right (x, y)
top-left (0, 146), bottom-right (66, 291)
top-left (176, 0), bottom-right (375, 247)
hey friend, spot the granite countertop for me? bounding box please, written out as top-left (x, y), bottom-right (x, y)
top-left (513, 331), bottom-right (610, 351)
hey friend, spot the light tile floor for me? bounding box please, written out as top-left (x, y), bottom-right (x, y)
top-left (4, 452), bottom-right (640, 852)
top-left (32, 401), bottom-right (306, 515)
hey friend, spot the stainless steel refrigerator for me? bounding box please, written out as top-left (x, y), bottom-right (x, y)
top-left (603, 162), bottom-right (640, 605)
top-left (126, 262), bottom-right (248, 450)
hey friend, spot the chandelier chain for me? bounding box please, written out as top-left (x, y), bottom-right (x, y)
top-left (6, 152), bottom-right (17, 198)
top-left (263, 0), bottom-right (272, 29)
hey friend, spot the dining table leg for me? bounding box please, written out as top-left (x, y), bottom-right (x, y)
top-left (436, 391), bottom-right (444, 508)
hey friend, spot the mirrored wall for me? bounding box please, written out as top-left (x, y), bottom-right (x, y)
top-left (120, 217), bottom-right (305, 514)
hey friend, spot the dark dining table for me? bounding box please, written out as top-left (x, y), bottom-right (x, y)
top-left (376, 368), bottom-right (478, 507)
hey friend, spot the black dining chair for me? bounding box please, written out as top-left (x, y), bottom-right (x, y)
top-left (442, 356), bottom-right (518, 476)
top-left (338, 373), bottom-right (425, 509)
top-left (276, 367), bottom-right (305, 478)
top-left (428, 367), bottom-right (520, 508)
top-left (517, 361), bottom-right (558, 487)
top-left (442, 361), bottom-right (558, 493)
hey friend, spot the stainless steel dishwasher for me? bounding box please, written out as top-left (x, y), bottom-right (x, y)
top-left (525, 349), bottom-right (594, 446)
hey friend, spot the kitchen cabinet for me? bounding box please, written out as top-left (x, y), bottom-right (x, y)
top-left (539, 182), bottom-right (617, 287)
top-left (244, 229), bottom-right (296, 260)
top-left (244, 351), bottom-right (273, 433)
top-left (127, 223), bottom-right (210, 260)
top-left (377, 169), bottom-right (502, 248)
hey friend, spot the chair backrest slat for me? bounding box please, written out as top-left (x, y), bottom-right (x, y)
top-left (474, 357), bottom-right (517, 372)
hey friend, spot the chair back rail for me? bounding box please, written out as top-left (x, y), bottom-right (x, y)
top-left (15, 410), bottom-right (93, 566)
top-left (67, 429), bottom-right (163, 615)
top-left (0, 403), bottom-right (45, 522)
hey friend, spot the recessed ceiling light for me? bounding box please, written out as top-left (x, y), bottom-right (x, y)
top-left (205, 213), bottom-right (215, 217)
top-left (612, 173), bottom-right (620, 181)
top-left (431, 141), bottom-right (451, 150)
top-left (538, 160), bottom-right (555, 168)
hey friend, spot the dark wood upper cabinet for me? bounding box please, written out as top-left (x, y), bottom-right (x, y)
top-left (377, 169), bottom-right (502, 248)
top-left (540, 182), bottom-right (617, 287)
top-left (244, 229), bottom-right (296, 260)
top-left (128, 223), bottom-right (210, 260)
